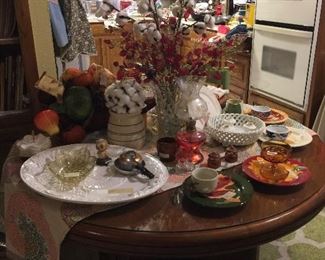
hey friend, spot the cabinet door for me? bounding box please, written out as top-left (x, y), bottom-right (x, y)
top-left (90, 36), bottom-right (104, 66)
top-left (228, 54), bottom-right (250, 102)
top-left (90, 23), bottom-right (125, 75)
top-left (102, 35), bottom-right (124, 75)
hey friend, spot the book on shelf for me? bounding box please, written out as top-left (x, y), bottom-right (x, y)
top-left (0, 0), bottom-right (17, 38)
top-left (0, 55), bottom-right (26, 111)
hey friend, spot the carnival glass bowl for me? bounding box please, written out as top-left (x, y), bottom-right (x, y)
top-left (46, 147), bottom-right (96, 183)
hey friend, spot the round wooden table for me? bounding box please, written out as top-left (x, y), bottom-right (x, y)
top-left (63, 136), bottom-right (325, 260)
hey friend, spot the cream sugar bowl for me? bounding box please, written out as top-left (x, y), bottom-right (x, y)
top-left (251, 105), bottom-right (271, 119)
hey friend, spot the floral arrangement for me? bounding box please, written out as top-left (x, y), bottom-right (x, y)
top-left (103, 0), bottom-right (247, 85)
top-left (100, 0), bottom-right (247, 136)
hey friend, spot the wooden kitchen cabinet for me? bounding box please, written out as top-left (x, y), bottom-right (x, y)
top-left (90, 22), bottom-right (123, 75)
top-left (248, 90), bottom-right (305, 123)
top-left (228, 53), bottom-right (250, 102)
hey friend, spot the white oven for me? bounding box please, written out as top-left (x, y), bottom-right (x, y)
top-left (250, 24), bottom-right (314, 107)
top-left (256, 0), bottom-right (318, 27)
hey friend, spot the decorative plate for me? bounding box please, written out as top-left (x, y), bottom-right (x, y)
top-left (196, 86), bottom-right (222, 130)
top-left (242, 156), bottom-right (311, 186)
top-left (259, 127), bottom-right (313, 148)
top-left (20, 144), bottom-right (169, 204)
top-left (183, 174), bottom-right (253, 208)
top-left (261, 108), bottom-right (289, 124)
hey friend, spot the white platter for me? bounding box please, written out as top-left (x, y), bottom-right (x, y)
top-left (259, 127), bottom-right (313, 148)
top-left (196, 86), bottom-right (222, 130)
top-left (20, 144), bottom-right (169, 204)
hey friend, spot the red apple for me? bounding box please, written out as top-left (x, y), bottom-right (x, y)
top-left (62, 125), bottom-right (86, 144)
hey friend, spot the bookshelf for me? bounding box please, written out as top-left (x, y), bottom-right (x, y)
top-left (0, 37), bottom-right (19, 45)
top-left (0, 0), bottom-right (35, 166)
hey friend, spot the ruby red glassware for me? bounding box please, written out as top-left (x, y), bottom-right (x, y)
top-left (176, 129), bottom-right (206, 167)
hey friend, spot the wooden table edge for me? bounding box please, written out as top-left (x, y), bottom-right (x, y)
top-left (66, 183), bottom-right (325, 257)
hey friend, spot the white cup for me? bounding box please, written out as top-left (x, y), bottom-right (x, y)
top-left (191, 167), bottom-right (219, 194)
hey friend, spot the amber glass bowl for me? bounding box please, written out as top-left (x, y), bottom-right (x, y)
top-left (260, 141), bottom-right (291, 163)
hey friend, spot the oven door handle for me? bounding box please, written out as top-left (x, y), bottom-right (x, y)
top-left (254, 24), bottom-right (313, 39)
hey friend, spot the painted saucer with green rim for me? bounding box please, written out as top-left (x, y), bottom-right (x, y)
top-left (182, 174), bottom-right (253, 208)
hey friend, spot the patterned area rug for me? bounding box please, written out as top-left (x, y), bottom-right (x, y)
top-left (260, 208), bottom-right (325, 260)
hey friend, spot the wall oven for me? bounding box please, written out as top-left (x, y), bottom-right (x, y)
top-left (250, 24), bottom-right (313, 107)
top-left (250, 0), bottom-right (321, 109)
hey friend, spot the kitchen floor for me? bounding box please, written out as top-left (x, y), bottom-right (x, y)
top-left (260, 209), bottom-right (325, 260)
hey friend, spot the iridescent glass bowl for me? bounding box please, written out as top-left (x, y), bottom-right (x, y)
top-left (46, 147), bottom-right (95, 183)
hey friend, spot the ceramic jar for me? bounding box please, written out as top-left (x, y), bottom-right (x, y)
top-left (107, 111), bottom-right (145, 149)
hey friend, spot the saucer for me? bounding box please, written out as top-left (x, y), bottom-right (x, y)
top-left (259, 127), bottom-right (313, 148)
top-left (182, 174), bottom-right (253, 208)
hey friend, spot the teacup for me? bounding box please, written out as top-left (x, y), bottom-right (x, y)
top-left (251, 105), bottom-right (271, 119)
top-left (266, 125), bottom-right (289, 141)
top-left (191, 167), bottom-right (219, 194)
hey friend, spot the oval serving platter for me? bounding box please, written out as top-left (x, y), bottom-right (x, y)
top-left (20, 144), bottom-right (169, 204)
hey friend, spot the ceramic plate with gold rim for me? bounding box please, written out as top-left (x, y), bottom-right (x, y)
top-left (196, 86), bottom-right (222, 130)
top-left (20, 144), bottom-right (169, 204)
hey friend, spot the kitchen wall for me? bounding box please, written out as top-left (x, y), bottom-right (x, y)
top-left (28, 0), bottom-right (57, 78)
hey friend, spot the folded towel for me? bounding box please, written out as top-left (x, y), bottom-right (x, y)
top-left (205, 85), bottom-right (230, 99)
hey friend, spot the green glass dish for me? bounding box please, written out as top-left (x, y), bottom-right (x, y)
top-left (183, 174), bottom-right (253, 208)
